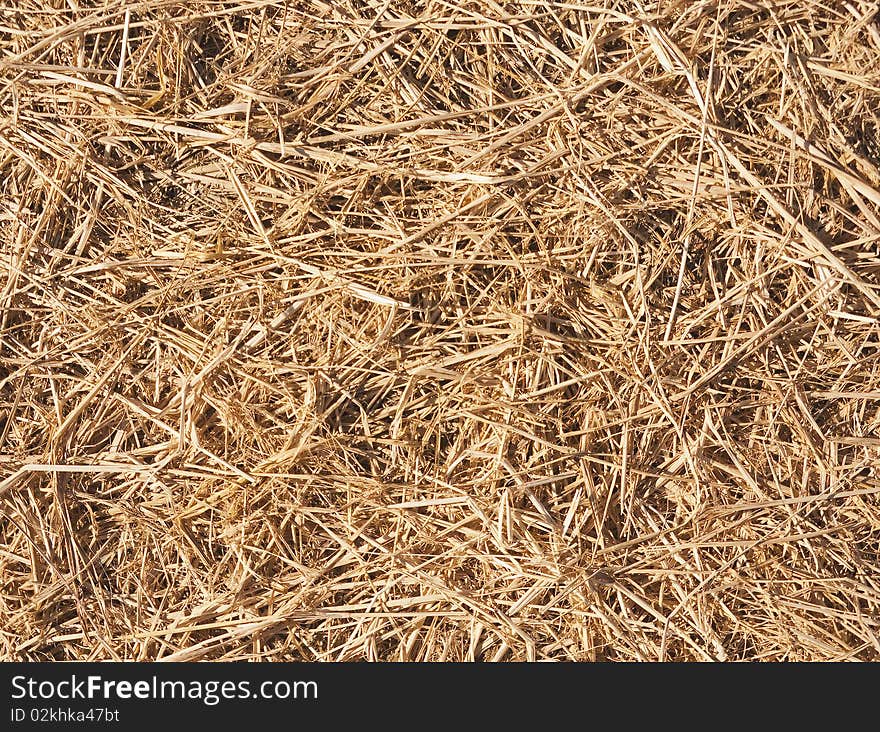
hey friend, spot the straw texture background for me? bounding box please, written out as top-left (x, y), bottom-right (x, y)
top-left (2, 0), bottom-right (880, 660)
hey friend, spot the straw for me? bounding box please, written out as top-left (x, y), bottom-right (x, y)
top-left (1, 0), bottom-right (879, 661)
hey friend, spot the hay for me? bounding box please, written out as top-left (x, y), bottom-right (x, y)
top-left (1, 0), bottom-right (879, 662)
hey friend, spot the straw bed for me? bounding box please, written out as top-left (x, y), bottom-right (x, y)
top-left (1, 0), bottom-right (879, 661)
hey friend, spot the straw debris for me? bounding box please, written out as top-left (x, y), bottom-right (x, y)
top-left (1, 0), bottom-right (880, 661)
